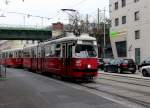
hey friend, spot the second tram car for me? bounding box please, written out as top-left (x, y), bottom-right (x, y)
top-left (1, 48), bottom-right (23, 68)
top-left (23, 44), bottom-right (37, 69)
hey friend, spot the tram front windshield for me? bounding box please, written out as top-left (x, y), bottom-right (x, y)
top-left (75, 44), bottom-right (97, 58)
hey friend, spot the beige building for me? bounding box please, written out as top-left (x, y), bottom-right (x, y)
top-left (109, 0), bottom-right (150, 64)
top-left (0, 40), bottom-right (38, 51)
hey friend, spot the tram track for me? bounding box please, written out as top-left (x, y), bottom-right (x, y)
top-left (38, 70), bottom-right (150, 108)
top-left (80, 83), bottom-right (150, 108)
top-left (98, 77), bottom-right (150, 88)
top-left (74, 73), bottom-right (150, 108)
top-left (43, 75), bottom-right (150, 108)
top-left (92, 80), bottom-right (150, 96)
top-left (98, 73), bottom-right (150, 87)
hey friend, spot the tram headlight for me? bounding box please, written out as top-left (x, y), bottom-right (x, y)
top-left (87, 64), bottom-right (91, 69)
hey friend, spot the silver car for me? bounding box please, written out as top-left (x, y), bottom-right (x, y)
top-left (141, 66), bottom-right (150, 77)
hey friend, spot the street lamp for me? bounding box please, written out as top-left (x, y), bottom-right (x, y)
top-left (103, 7), bottom-right (106, 58)
top-left (98, 8), bottom-right (106, 58)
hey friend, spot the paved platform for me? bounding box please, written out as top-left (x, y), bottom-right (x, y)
top-left (0, 68), bottom-right (128, 108)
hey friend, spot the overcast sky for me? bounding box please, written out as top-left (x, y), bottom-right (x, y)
top-left (0, 0), bottom-right (109, 27)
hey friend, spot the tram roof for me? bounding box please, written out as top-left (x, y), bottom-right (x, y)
top-left (42, 33), bottom-right (96, 45)
top-left (23, 44), bottom-right (38, 49)
top-left (1, 48), bottom-right (23, 53)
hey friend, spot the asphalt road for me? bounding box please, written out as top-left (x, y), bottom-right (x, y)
top-left (0, 68), bottom-right (128, 108)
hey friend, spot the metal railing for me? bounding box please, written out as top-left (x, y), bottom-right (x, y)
top-left (0, 65), bottom-right (7, 80)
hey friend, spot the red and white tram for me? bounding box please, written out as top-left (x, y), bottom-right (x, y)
top-left (22, 44), bottom-right (37, 69)
top-left (22, 33), bottom-right (98, 79)
top-left (0, 33), bottom-right (98, 80)
top-left (1, 48), bottom-right (23, 68)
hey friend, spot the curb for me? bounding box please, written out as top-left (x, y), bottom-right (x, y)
top-left (98, 71), bottom-right (150, 80)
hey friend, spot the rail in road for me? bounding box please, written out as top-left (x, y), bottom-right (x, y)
top-left (78, 72), bottom-right (150, 108)
top-left (80, 83), bottom-right (150, 108)
top-left (27, 68), bottom-right (150, 108)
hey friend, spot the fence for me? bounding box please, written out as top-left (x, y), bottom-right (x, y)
top-left (0, 65), bottom-right (7, 80)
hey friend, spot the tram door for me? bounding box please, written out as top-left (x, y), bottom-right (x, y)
top-left (62, 43), bottom-right (73, 76)
top-left (67, 43), bottom-right (73, 76)
top-left (62, 44), bottom-right (67, 75)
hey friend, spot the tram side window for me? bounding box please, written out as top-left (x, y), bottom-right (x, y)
top-left (2, 53), bottom-right (5, 58)
top-left (18, 51), bottom-right (22, 57)
top-left (6, 53), bottom-right (8, 58)
top-left (62, 45), bottom-right (65, 58)
top-left (38, 47), bottom-right (41, 57)
top-left (45, 46), bottom-right (51, 57)
top-left (31, 49), bottom-right (36, 58)
top-left (68, 45), bottom-right (72, 58)
top-left (50, 44), bottom-right (56, 57)
top-left (23, 50), bottom-right (30, 57)
top-left (41, 47), bottom-right (45, 57)
top-left (15, 52), bottom-right (17, 58)
top-left (9, 53), bottom-right (13, 58)
top-left (45, 44), bottom-right (56, 57)
top-left (55, 44), bottom-right (61, 57)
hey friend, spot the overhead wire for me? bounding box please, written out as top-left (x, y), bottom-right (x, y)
top-left (68, 0), bottom-right (89, 9)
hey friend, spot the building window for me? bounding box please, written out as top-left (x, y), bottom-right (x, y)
top-left (135, 48), bottom-right (140, 64)
top-left (115, 2), bottom-right (118, 10)
top-left (116, 41), bottom-right (127, 57)
top-left (135, 11), bottom-right (140, 21)
top-left (135, 30), bottom-right (140, 39)
top-left (115, 18), bottom-right (119, 26)
top-left (122, 16), bottom-right (126, 24)
top-left (122, 0), bottom-right (126, 7)
top-left (134, 0), bottom-right (139, 3)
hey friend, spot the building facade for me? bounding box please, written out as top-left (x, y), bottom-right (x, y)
top-left (0, 40), bottom-right (38, 51)
top-left (89, 22), bottom-right (113, 58)
top-left (110, 0), bottom-right (150, 64)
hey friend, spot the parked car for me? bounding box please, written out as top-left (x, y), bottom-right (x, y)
top-left (138, 57), bottom-right (150, 70)
top-left (104, 58), bottom-right (136, 74)
top-left (138, 57), bottom-right (150, 77)
top-left (97, 58), bottom-right (105, 70)
top-left (141, 66), bottom-right (150, 77)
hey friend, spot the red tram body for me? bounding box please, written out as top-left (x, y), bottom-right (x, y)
top-left (0, 33), bottom-right (98, 80)
top-left (22, 45), bottom-right (37, 69)
top-left (28, 33), bottom-right (98, 79)
top-left (1, 48), bottom-right (23, 68)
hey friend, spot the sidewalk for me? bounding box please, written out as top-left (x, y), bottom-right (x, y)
top-left (98, 70), bottom-right (150, 80)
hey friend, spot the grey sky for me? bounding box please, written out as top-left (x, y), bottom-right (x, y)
top-left (0, 0), bottom-right (109, 27)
